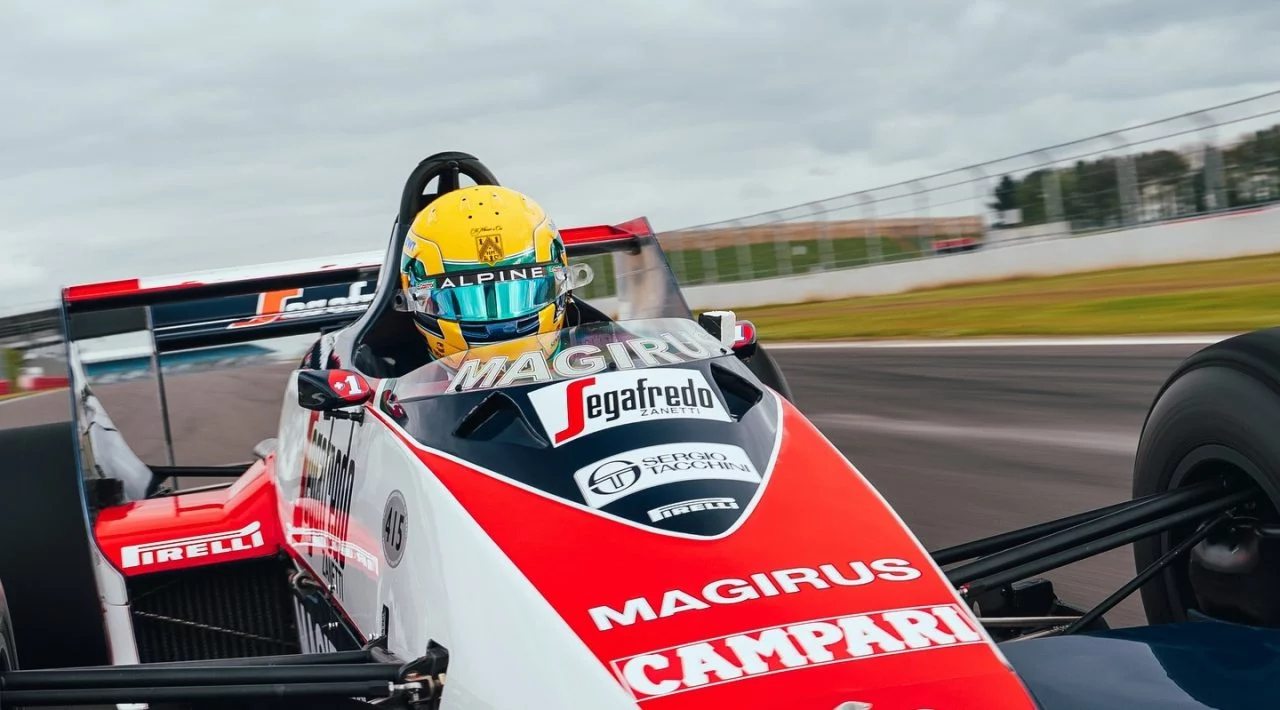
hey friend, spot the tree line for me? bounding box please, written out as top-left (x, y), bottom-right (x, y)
top-left (989, 123), bottom-right (1280, 229)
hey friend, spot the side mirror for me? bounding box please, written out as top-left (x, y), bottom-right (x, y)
top-left (298, 369), bottom-right (374, 413)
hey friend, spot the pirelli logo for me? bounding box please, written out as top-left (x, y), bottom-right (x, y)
top-left (119, 521), bottom-right (266, 569)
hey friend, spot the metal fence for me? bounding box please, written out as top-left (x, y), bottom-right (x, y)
top-left (623, 89), bottom-right (1280, 292)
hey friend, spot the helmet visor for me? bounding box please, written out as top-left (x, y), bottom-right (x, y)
top-left (402, 261), bottom-right (574, 322)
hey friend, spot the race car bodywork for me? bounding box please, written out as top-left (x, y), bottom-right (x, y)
top-left (3, 152), bottom-right (1280, 709)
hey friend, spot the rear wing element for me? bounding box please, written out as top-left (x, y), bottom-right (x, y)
top-left (63, 250), bottom-right (384, 352)
top-left (60, 218), bottom-right (657, 352)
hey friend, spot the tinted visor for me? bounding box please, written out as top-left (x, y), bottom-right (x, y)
top-left (403, 261), bottom-right (571, 322)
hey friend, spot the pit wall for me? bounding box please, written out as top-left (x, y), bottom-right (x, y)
top-left (671, 204), bottom-right (1280, 311)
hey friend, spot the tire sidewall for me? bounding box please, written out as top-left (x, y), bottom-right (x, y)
top-left (1133, 364), bottom-right (1280, 624)
top-left (0, 422), bottom-right (111, 669)
top-left (0, 579), bottom-right (16, 672)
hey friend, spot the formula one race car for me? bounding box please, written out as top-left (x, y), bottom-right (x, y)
top-left (3, 152), bottom-right (1280, 709)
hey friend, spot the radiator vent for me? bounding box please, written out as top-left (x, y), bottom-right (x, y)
top-left (126, 556), bottom-right (300, 663)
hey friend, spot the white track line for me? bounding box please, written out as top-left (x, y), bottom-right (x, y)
top-left (0, 388), bottom-right (66, 407)
top-left (761, 334), bottom-right (1239, 350)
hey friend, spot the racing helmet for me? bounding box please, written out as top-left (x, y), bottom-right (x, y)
top-left (397, 185), bottom-right (585, 360)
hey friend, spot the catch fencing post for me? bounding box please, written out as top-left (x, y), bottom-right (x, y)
top-left (1192, 111), bottom-right (1228, 213)
top-left (730, 218), bottom-right (754, 281)
top-left (700, 241), bottom-right (718, 284)
top-left (1104, 132), bottom-right (1141, 226)
top-left (910, 180), bottom-right (931, 257)
top-left (859, 192), bottom-right (881, 264)
top-left (666, 229), bottom-right (689, 284)
top-left (968, 165), bottom-right (991, 246)
top-left (768, 210), bottom-right (793, 277)
top-left (1035, 149), bottom-right (1066, 238)
top-left (810, 202), bottom-right (835, 271)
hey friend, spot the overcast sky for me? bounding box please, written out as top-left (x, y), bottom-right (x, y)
top-left (2, 0), bottom-right (1279, 312)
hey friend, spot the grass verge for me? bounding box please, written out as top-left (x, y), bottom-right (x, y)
top-left (735, 253), bottom-right (1280, 340)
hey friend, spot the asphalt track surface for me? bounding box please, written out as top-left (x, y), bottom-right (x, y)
top-left (0, 340), bottom-right (1213, 629)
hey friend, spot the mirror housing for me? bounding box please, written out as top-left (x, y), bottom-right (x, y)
top-left (298, 369), bottom-right (375, 412)
top-left (699, 311), bottom-right (759, 358)
top-left (698, 310), bottom-right (738, 350)
top-left (732, 319), bottom-right (759, 358)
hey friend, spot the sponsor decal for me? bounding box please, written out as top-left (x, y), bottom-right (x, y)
top-left (447, 333), bottom-right (718, 393)
top-left (328, 370), bottom-right (372, 404)
top-left (529, 369), bottom-right (731, 446)
top-left (574, 442), bottom-right (760, 510)
top-left (475, 232), bottom-right (505, 265)
top-left (289, 527), bottom-right (379, 575)
top-left (228, 281), bottom-right (375, 329)
top-left (432, 265), bottom-right (548, 290)
top-left (381, 489), bottom-right (408, 568)
top-left (588, 559), bottom-right (921, 631)
top-left (296, 422), bottom-right (357, 597)
top-left (295, 595), bottom-right (342, 656)
top-left (119, 521), bottom-right (265, 569)
top-left (610, 604), bottom-right (983, 701)
top-left (648, 497), bottom-right (739, 523)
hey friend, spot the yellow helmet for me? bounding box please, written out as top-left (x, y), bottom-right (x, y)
top-left (397, 185), bottom-right (577, 360)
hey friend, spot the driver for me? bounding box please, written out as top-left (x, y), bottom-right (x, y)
top-left (395, 185), bottom-right (597, 367)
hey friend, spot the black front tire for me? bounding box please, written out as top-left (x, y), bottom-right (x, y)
top-left (0, 422), bottom-right (111, 669)
top-left (1133, 329), bottom-right (1280, 626)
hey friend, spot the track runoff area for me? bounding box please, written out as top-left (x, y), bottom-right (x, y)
top-left (0, 333), bottom-right (1234, 628)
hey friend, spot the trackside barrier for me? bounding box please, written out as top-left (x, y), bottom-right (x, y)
top-left (672, 204), bottom-right (1280, 311)
top-left (0, 375), bottom-right (67, 395)
top-left (16, 375), bottom-right (69, 391)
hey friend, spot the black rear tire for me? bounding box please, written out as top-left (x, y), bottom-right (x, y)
top-left (0, 422), bottom-right (111, 669)
top-left (1133, 329), bottom-right (1280, 626)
